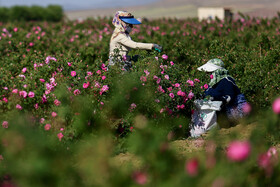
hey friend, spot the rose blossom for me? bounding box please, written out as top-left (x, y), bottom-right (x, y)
top-left (83, 82), bottom-right (90, 89)
top-left (73, 89), bottom-right (81, 95)
top-left (44, 124), bottom-right (51, 131)
top-left (57, 133), bottom-right (64, 141)
top-left (204, 84), bottom-right (209, 89)
top-left (188, 92), bottom-right (194, 99)
top-left (272, 97), bottom-right (280, 114)
top-left (19, 90), bottom-right (27, 98)
top-left (12, 89), bottom-right (18, 93)
top-left (40, 118), bottom-right (45, 124)
top-left (162, 54), bottom-right (168, 60)
top-left (132, 171), bottom-right (148, 185)
top-left (71, 71), bottom-right (76, 77)
top-left (22, 67), bottom-right (27, 73)
top-left (2, 98), bottom-right (8, 103)
top-left (39, 79), bottom-right (45, 83)
top-left (28, 91), bottom-right (35, 98)
top-left (2, 121), bottom-right (8, 128)
top-left (187, 80), bottom-right (194, 86)
top-left (226, 141), bottom-right (251, 162)
top-left (169, 93), bottom-right (175, 98)
top-left (51, 112), bottom-right (57, 117)
top-left (185, 158), bottom-right (199, 176)
top-left (54, 99), bottom-right (61, 106)
top-left (242, 103), bottom-right (252, 114)
top-left (16, 104), bottom-right (22, 110)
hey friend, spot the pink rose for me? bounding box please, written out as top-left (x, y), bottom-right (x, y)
top-left (19, 91), bottom-right (27, 98)
top-left (162, 54), bottom-right (168, 60)
top-left (170, 61), bottom-right (174, 66)
top-left (164, 75), bottom-right (169, 80)
top-left (227, 141), bottom-right (251, 162)
top-left (185, 158), bottom-right (199, 176)
top-left (22, 67), bottom-right (27, 73)
top-left (28, 91), bottom-right (35, 98)
top-left (188, 92), bottom-right (194, 99)
top-left (44, 124), bottom-right (51, 131)
top-left (204, 84), bottom-right (209, 89)
top-left (71, 71), bottom-right (76, 77)
top-left (210, 74), bottom-right (214, 79)
top-left (12, 89), bottom-right (18, 93)
top-left (272, 97), bottom-right (280, 114)
top-left (2, 121), bottom-right (8, 128)
top-left (51, 112), bottom-right (57, 117)
top-left (187, 80), bottom-right (194, 86)
top-left (132, 171), bottom-right (148, 185)
top-left (16, 104), bottom-right (22, 110)
top-left (156, 78), bottom-right (161, 84)
top-left (175, 83), bottom-right (180, 87)
top-left (140, 76), bottom-right (147, 82)
top-left (73, 89), bottom-right (81, 95)
top-left (83, 82), bottom-right (90, 89)
top-left (101, 76), bottom-right (106, 80)
top-left (2, 98), bottom-right (8, 103)
top-left (57, 132), bottom-right (64, 141)
top-left (169, 93), bottom-right (175, 98)
top-left (39, 79), bottom-right (45, 83)
top-left (54, 99), bottom-right (61, 106)
top-left (242, 103), bottom-right (252, 114)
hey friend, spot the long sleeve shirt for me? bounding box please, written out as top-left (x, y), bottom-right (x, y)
top-left (205, 77), bottom-right (241, 106)
top-left (109, 33), bottom-right (153, 57)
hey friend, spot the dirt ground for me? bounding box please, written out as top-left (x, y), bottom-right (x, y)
top-left (111, 123), bottom-right (258, 168)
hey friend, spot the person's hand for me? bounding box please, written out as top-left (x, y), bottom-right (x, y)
top-left (153, 44), bottom-right (163, 52)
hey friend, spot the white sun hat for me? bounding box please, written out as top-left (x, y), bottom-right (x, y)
top-left (197, 58), bottom-right (225, 72)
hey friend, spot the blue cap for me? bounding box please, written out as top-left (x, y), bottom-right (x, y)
top-left (119, 16), bottom-right (141, 25)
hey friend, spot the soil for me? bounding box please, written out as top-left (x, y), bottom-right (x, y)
top-left (111, 123), bottom-right (258, 167)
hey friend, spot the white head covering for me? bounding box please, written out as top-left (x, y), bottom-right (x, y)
top-left (197, 58), bottom-right (225, 72)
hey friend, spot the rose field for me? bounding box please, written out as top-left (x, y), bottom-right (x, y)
top-left (0, 12), bottom-right (280, 186)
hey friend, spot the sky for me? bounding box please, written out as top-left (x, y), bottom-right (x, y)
top-left (0, 0), bottom-right (158, 11)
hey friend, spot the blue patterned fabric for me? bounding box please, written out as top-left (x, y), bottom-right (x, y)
top-left (225, 94), bottom-right (247, 120)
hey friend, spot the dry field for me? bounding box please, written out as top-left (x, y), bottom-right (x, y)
top-left (64, 0), bottom-right (280, 20)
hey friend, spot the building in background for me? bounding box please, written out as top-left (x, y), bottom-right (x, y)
top-left (198, 7), bottom-right (233, 21)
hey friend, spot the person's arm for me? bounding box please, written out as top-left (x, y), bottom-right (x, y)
top-left (118, 34), bottom-right (153, 50)
top-left (205, 78), bottom-right (236, 103)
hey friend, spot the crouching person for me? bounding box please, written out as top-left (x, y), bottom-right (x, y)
top-left (197, 58), bottom-right (247, 128)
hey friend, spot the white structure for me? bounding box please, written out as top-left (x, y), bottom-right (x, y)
top-left (198, 7), bottom-right (233, 21)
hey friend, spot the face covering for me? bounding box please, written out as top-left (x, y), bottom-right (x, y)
top-left (125, 26), bottom-right (132, 33)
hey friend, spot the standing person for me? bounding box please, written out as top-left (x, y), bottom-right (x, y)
top-left (109, 11), bottom-right (162, 71)
top-left (197, 58), bottom-right (247, 127)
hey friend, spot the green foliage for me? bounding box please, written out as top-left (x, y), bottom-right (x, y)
top-left (0, 14), bottom-right (280, 186)
top-left (0, 5), bottom-right (63, 22)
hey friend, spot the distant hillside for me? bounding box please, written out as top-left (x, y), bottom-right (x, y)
top-left (65, 0), bottom-right (280, 20)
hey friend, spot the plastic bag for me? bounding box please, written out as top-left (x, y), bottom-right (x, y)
top-left (190, 99), bottom-right (222, 137)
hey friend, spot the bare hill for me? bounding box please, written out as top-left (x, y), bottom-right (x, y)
top-left (65, 0), bottom-right (280, 20)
